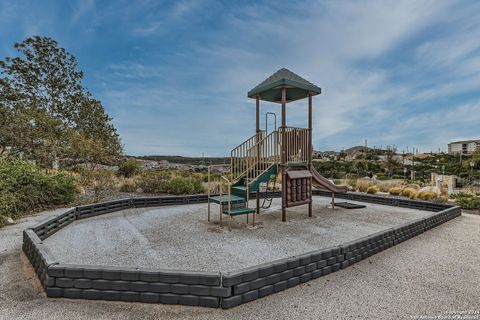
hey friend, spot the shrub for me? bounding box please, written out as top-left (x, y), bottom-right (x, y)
top-left (367, 186), bottom-right (379, 194)
top-left (118, 178), bottom-right (138, 192)
top-left (167, 176), bottom-right (204, 195)
top-left (136, 170), bottom-right (204, 195)
top-left (454, 192), bottom-right (480, 209)
top-left (401, 187), bottom-right (418, 199)
top-left (0, 158), bottom-right (77, 225)
top-left (137, 170), bottom-right (172, 193)
top-left (118, 159), bottom-right (141, 178)
top-left (416, 190), bottom-right (438, 201)
top-left (76, 169), bottom-right (115, 202)
top-left (389, 187), bottom-right (403, 195)
top-left (356, 179), bottom-right (375, 192)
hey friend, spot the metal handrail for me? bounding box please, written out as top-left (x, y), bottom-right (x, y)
top-left (245, 130), bottom-right (280, 185)
top-left (230, 131), bottom-right (265, 183)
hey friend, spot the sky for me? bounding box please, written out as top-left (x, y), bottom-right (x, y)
top-left (1, 0), bottom-right (480, 156)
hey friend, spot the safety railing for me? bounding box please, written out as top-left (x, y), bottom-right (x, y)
top-left (283, 127), bottom-right (309, 163)
top-left (245, 130), bottom-right (280, 184)
top-left (230, 131), bottom-right (265, 183)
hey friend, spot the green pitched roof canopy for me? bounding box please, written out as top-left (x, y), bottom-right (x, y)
top-left (248, 68), bottom-right (321, 103)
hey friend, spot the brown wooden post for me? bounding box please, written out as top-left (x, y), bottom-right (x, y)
top-left (256, 95), bottom-right (260, 219)
top-left (308, 92), bottom-right (313, 217)
top-left (281, 87), bottom-right (287, 222)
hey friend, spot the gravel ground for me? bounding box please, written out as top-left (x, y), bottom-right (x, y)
top-left (1, 205), bottom-right (479, 320)
top-left (44, 198), bottom-right (430, 272)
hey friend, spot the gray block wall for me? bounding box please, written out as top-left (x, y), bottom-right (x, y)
top-left (22, 193), bottom-right (461, 309)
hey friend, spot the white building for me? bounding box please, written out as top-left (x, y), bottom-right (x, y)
top-left (448, 139), bottom-right (480, 155)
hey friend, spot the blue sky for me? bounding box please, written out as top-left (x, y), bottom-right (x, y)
top-left (2, 0), bottom-right (480, 156)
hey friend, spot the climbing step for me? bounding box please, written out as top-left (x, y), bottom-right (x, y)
top-left (223, 207), bottom-right (256, 216)
top-left (209, 195), bottom-right (246, 204)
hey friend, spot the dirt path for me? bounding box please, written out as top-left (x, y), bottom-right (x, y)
top-left (0, 209), bottom-right (479, 320)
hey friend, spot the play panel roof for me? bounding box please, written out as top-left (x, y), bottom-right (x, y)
top-left (248, 68), bottom-right (321, 103)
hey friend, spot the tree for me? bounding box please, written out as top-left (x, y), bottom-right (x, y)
top-left (0, 36), bottom-right (122, 167)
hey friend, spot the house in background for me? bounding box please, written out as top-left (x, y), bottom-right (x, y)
top-left (448, 139), bottom-right (480, 155)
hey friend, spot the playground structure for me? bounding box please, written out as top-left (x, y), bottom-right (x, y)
top-left (207, 68), bottom-right (348, 229)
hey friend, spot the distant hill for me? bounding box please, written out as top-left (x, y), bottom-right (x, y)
top-left (134, 155), bottom-right (228, 165)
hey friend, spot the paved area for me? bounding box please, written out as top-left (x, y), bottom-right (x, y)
top-left (1, 205), bottom-right (479, 320)
top-left (45, 198), bottom-right (429, 271)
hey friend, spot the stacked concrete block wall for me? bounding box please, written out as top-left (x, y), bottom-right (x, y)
top-left (220, 245), bottom-right (344, 308)
top-left (44, 265), bottom-right (226, 307)
top-left (22, 193), bottom-right (461, 309)
top-left (32, 208), bottom-right (76, 240)
top-left (219, 205), bottom-right (461, 309)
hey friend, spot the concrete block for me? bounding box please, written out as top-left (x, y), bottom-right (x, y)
top-left (311, 269), bottom-right (323, 279)
top-left (258, 265), bottom-right (274, 277)
top-left (55, 277), bottom-right (73, 288)
top-left (210, 286), bottom-right (231, 297)
top-left (139, 271), bottom-right (159, 282)
top-left (242, 289), bottom-right (259, 303)
top-left (130, 281), bottom-right (151, 292)
top-left (83, 267), bottom-right (103, 279)
top-left (63, 288), bottom-right (83, 299)
top-left (158, 272), bottom-right (180, 284)
top-left (222, 272), bottom-right (243, 287)
top-left (310, 251), bottom-right (323, 262)
top-left (181, 271), bottom-right (220, 286)
top-left (322, 266), bottom-right (332, 275)
top-left (46, 287), bottom-right (63, 298)
top-left (110, 280), bottom-right (130, 291)
top-left (170, 283), bottom-right (190, 295)
top-left (178, 295), bottom-right (199, 306)
top-left (305, 262), bottom-right (316, 273)
top-left (299, 254), bottom-right (311, 265)
top-left (287, 276), bottom-right (300, 288)
top-left (121, 291), bottom-right (140, 302)
top-left (198, 296), bottom-right (220, 308)
top-left (292, 266), bottom-right (306, 277)
top-left (158, 293), bottom-right (179, 304)
top-left (321, 249), bottom-right (332, 259)
top-left (317, 260), bottom-right (327, 269)
top-left (188, 285), bottom-right (210, 296)
top-left (149, 283), bottom-right (170, 293)
top-left (92, 279), bottom-right (111, 290)
top-left (233, 282), bottom-right (250, 295)
top-left (64, 266), bottom-right (83, 278)
top-left (47, 264), bottom-right (65, 278)
top-left (221, 295), bottom-right (242, 309)
top-left (82, 289), bottom-right (102, 300)
top-left (331, 263), bottom-right (341, 272)
top-left (286, 258), bottom-right (300, 269)
top-left (341, 260), bottom-right (350, 269)
top-left (300, 272), bottom-right (312, 283)
top-left (73, 278), bottom-right (92, 289)
top-left (336, 255), bottom-right (345, 263)
top-left (273, 260), bottom-right (288, 273)
top-left (44, 275), bottom-right (55, 287)
top-left (265, 273), bottom-right (281, 285)
top-left (274, 280), bottom-right (287, 292)
top-left (121, 270), bottom-right (139, 281)
top-left (258, 285), bottom-right (274, 297)
top-left (279, 269), bottom-right (294, 281)
top-left (140, 292), bottom-right (159, 303)
top-left (242, 269), bottom-right (259, 282)
top-left (327, 257), bottom-right (337, 266)
top-left (102, 269), bottom-right (122, 280)
top-left (249, 277), bottom-right (269, 291)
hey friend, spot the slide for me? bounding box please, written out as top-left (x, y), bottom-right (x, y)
top-left (311, 167), bottom-right (348, 193)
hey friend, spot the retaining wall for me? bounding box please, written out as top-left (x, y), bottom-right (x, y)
top-left (22, 193), bottom-right (461, 309)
